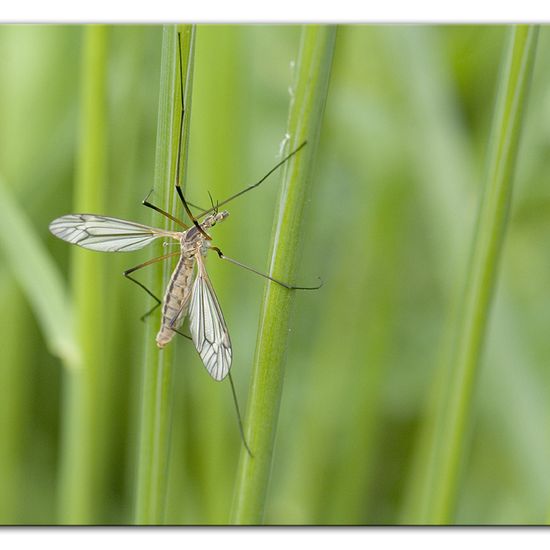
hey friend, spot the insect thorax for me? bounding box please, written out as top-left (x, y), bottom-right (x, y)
top-left (180, 210), bottom-right (229, 256)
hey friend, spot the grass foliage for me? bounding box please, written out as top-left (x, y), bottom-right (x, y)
top-left (0, 24), bottom-right (547, 525)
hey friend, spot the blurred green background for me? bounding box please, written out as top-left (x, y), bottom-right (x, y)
top-left (0, 24), bottom-right (549, 525)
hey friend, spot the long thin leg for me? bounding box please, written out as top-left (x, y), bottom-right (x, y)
top-left (167, 324), bottom-right (253, 457)
top-left (140, 36), bottom-right (204, 232)
top-left (182, 198), bottom-right (206, 214)
top-left (141, 189), bottom-right (189, 229)
top-left (129, 277), bottom-right (161, 321)
top-left (123, 251), bottom-right (180, 321)
top-left (228, 372), bottom-right (253, 457)
top-left (142, 188), bottom-right (206, 220)
top-left (210, 246), bottom-right (322, 290)
top-left (174, 328), bottom-right (192, 341)
top-left (172, 33), bottom-right (210, 241)
top-left (141, 33), bottom-right (204, 236)
top-left (194, 141), bottom-right (308, 220)
top-left (176, 186), bottom-right (211, 241)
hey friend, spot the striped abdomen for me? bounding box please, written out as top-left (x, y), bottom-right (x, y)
top-left (156, 254), bottom-right (195, 348)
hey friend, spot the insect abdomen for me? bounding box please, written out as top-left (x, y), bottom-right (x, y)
top-left (156, 255), bottom-right (194, 348)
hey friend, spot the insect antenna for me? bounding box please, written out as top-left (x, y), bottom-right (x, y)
top-left (207, 190), bottom-right (218, 215)
top-left (194, 140), bottom-right (308, 219)
top-left (228, 372), bottom-right (253, 457)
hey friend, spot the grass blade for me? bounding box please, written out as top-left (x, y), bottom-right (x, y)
top-left (175, 25), bottom-right (249, 524)
top-left (0, 178), bottom-right (79, 369)
top-left (134, 24), bottom-right (195, 524)
top-left (57, 25), bottom-right (109, 524)
top-left (419, 25), bottom-right (539, 524)
top-left (231, 25), bottom-right (336, 524)
top-left (0, 179), bottom-right (79, 523)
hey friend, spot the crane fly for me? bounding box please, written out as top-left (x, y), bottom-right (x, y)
top-left (49, 140), bottom-right (311, 380)
top-left (48, 33), bottom-right (319, 456)
top-left (50, 209), bottom-right (232, 375)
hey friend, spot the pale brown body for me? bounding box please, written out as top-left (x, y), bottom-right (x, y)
top-left (155, 250), bottom-right (195, 347)
top-left (155, 212), bottom-right (227, 348)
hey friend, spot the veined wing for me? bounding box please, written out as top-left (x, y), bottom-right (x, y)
top-left (189, 253), bottom-right (232, 381)
top-left (49, 214), bottom-right (178, 252)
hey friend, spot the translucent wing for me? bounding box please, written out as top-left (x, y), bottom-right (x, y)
top-left (49, 214), bottom-right (178, 252)
top-left (189, 254), bottom-right (232, 381)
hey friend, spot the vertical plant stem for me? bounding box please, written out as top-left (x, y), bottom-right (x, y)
top-left (58, 25), bottom-right (108, 524)
top-left (0, 176), bottom-right (80, 522)
top-left (134, 24), bottom-right (195, 525)
top-left (231, 25), bottom-right (336, 525)
top-left (421, 25), bottom-right (539, 524)
top-left (183, 26), bottom-right (247, 524)
top-left (0, 281), bottom-right (29, 523)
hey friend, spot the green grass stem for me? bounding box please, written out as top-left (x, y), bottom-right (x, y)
top-left (231, 25), bottom-right (336, 524)
top-left (2, 24), bottom-right (548, 527)
top-left (0, 181), bottom-right (77, 522)
top-left (175, 25), bottom-right (248, 524)
top-left (57, 25), bottom-right (109, 524)
top-left (0, 282), bottom-right (28, 524)
top-left (419, 25), bottom-right (539, 524)
top-left (0, 182), bottom-right (75, 521)
top-left (0, 179), bottom-right (79, 370)
top-left (133, 24), bottom-right (195, 524)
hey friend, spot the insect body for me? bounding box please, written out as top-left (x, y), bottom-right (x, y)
top-left (49, 209), bottom-right (233, 381)
top-left (49, 32), bottom-right (317, 454)
top-left (156, 211), bottom-right (231, 381)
